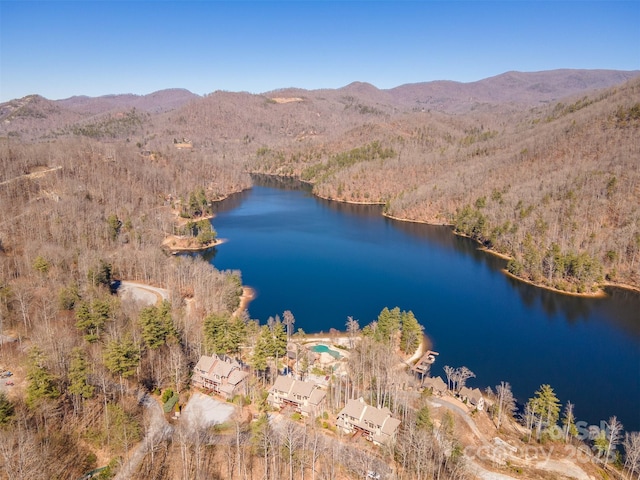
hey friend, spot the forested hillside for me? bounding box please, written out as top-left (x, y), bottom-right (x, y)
top-left (0, 69), bottom-right (638, 479)
top-left (248, 78), bottom-right (640, 293)
top-left (0, 134), bottom-right (250, 477)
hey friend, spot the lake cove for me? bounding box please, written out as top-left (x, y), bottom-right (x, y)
top-left (194, 176), bottom-right (640, 432)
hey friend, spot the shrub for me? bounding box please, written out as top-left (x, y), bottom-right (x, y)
top-left (163, 393), bottom-right (179, 413)
top-left (161, 388), bottom-right (174, 403)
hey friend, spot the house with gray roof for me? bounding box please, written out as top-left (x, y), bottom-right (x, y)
top-left (459, 386), bottom-right (485, 411)
top-left (267, 375), bottom-right (326, 417)
top-left (192, 354), bottom-right (248, 400)
top-left (423, 376), bottom-right (448, 396)
top-left (336, 397), bottom-right (401, 446)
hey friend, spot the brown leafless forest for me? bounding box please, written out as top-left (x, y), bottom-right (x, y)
top-left (0, 69), bottom-right (638, 479)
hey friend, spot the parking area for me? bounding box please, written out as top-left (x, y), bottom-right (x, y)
top-left (181, 392), bottom-right (236, 429)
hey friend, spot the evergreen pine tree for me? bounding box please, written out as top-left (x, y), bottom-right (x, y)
top-left (26, 347), bottom-right (60, 408)
top-left (68, 347), bottom-right (94, 399)
top-left (0, 392), bottom-right (14, 425)
top-left (139, 301), bottom-right (175, 349)
top-left (529, 384), bottom-right (561, 440)
top-left (375, 306), bottom-right (401, 344)
top-left (399, 310), bottom-right (423, 354)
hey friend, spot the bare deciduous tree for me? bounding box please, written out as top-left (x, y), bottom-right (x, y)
top-left (604, 416), bottom-right (624, 464)
top-left (283, 310), bottom-right (295, 342)
top-left (495, 381), bottom-right (516, 431)
top-left (346, 316), bottom-right (359, 349)
top-left (623, 431), bottom-right (640, 479)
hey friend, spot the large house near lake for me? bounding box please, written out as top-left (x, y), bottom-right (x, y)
top-left (459, 386), bottom-right (485, 411)
top-left (423, 375), bottom-right (448, 396)
top-left (267, 375), bottom-right (327, 417)
top-left (192, 354), bottom-right (248, 400)
top-left (336, 397), bottom-right (401, 446)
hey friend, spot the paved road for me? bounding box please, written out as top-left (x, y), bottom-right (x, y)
top-left (118, 281), bottom-right (169, 306)
top-left (114, 394), bottom-right (172, 480)
top-left (429, 396), bottom-right (487, 441)
top-left (429, 396), bottom-right (593, 480)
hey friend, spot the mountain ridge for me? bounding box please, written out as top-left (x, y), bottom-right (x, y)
top-left (3, 68), bottom-right (638, 116)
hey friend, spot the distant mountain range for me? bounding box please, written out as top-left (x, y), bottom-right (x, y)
top-left (385, 69), bottom-right (640, 111)
top-left (269, 69), bottom-right (640, 112)
top-left (2, 69), bottom-right (639, 130)
top-left (56, 88), bottom-right (200, 115)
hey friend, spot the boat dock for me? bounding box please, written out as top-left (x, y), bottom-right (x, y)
top-left (411, 350), bottom-right (439, 375)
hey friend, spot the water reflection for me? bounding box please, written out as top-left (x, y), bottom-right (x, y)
top-left (388, 212), bottom-right (640, 338)
top-left (601, 287), bottom-right (640, 339)
top-left (507, 275), bottom-right (596, 320)
top-left (314, 196), bottom-right (383, 219)
top-left (251, 173), bottom-right (313, 192)
top-left (211, 189), bottom-right (251, 216)
top-left (386, 216), bottom-right (507, 269)
top-left (213, 179), bottom-right (640, 341)
top-left (194, 247), bottom-right (217, 264)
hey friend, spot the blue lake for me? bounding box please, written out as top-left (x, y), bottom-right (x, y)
top-left (196, 177), bottom-right (640, 432)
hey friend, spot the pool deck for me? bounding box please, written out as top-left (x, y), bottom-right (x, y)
top-left (305, 340), bottom-right (349, 357)
top-left (299, 339), bottom-right (350, 374)
top-left (310, 343), bottom-right (344, 358)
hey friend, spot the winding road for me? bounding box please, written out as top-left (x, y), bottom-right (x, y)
top-left (114, 394), bottom-right (172, 480)
top-left (428, 396), bottom-right (593, 480)
top-left (118, 281), bottom-right (169, 306)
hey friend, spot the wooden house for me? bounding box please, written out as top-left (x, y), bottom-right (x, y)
top-left (459, 386), bottom-right (485, 411)
top-left (192, 354), bottom-right (248, 400)
top-left (423, 375), bottom-right (448, 396)
top-left (267, 375), bottom-right (326, 417)
top-left (336, 397), bottom-right (401, 445)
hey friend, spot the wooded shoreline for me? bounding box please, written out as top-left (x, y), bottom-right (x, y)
top-left (243, 176), bottom-right (640, 298)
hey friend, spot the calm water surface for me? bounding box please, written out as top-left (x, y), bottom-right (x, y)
top-left (198, 177), bottom-right (640, 431)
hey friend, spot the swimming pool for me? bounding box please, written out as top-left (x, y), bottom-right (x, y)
top-left (311, 344), bottom-right (342, 359)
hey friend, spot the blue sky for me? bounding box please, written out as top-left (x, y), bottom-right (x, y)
top-left (1, 1), bottom-right (639, 101)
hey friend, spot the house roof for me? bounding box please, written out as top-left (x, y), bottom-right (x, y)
top-left (228, 369), bottom-right (248, 386)
top-left (291, 380), bottom-right (315, 398)
top-left (195, 355), bottom-right (215, 373)
top-left (424, 376), bottom-right (447, 392)
top-left (459, 386), bottom-right (483, 404)
top-left (212, 359), bottom-right (235, 378)
top-left (218, 383), bottom-right (235, 394)
top-left (194, 355), bottom-right (244, 384)
top-left (362, 405), bottom-right (393, 427)
top-left (270, 375), bottom-right (324, 399)
top-left (459, 386), bottom-right (473, 398)
top-left (308, 388), bottom-right (326, 406)
top-left (340, 398), bottom-right (367, 420)
top-left (268, 375), bottom-right (326, 413)
top-left (468, 388), bottom-right (484, 403)
top-left (380, 416), bottom-right (401, 436)
top-left (272, 375), bottom-right (295, 394)
top-left (338, 397), bottom-right (401, 442)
